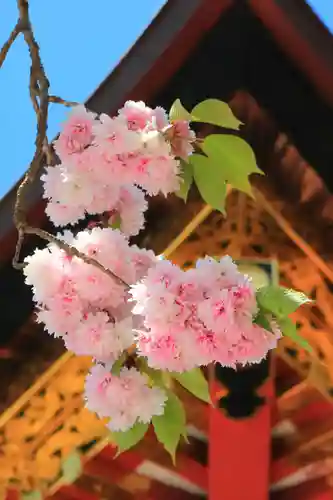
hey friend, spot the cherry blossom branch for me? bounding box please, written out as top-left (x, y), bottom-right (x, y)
top-left (24, 226), bottom-right (130, 288)
top-left (13, 223), bottom-right (130, 289)
top-left (0, 0), bottom-right (129, 289)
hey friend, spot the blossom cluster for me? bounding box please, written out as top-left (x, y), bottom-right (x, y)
top-left (23, 100), bottom-right (281, 433)
top-left (23, 225), bottom-right (169, 431)
top-left (42, 101), bottom-right (195, 234)
top-left (24, 227), bottom-right (157, 363)
top-left (25, 100), bottom-right (197, 432)
top-left (85, 365), bottom-right (166, 431)
top-left (131, 257), bottom-right (281, 371)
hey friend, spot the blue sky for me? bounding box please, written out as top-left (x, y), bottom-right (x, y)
top-left (307, 0), bottom-right (333, 33)
top-left (0, 0), bottom-right (165, 198)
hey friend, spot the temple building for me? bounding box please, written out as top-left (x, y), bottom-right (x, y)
top-left (1, 1), bottom-right (333, 499)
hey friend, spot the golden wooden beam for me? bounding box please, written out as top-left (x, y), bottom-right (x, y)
top-left (253, 188), bottom-right (333, 284)
top-left (277, 381), bottom-right (319, 420)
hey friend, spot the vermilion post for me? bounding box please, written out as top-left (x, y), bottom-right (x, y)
top-left (5, 490), bottom-right (19, 500)
top-left (209, 373), bottom-right (273, 500)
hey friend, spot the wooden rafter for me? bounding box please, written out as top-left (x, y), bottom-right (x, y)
top-left (272, 478), bottom-right (333, 500)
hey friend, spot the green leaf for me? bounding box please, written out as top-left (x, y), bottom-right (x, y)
top-left (190, 153), bottom-right (227, 212)
top-left (278, 317), bottom-right (312, 352)
top-left (253, 310), bottom-right (272, 331)
top-left (172, 368), bottom-right (211, 403)
top-left (152, 392), bottom-right (186, 463)
top-left (137, 358), bottom-right (165, 388)
top-left (111, 352), bottom-right (127, 376)
top-left (148, 369), bottom-right (166, 387)
top-left (257, 286), bottom-right (311, 318)
top-left (169, 99), bottom-right (192, 122)
top-left (176, 160), bottom-right (193, 202)
top-left (61, 451), bottom-right (82, 484)
top-left (109, 213), bottom-right (122, 230)
top-left (191, 99), bottom-right (242, 130)
top-left (112, 421), bottom-right (148, 455)
top-left (21, 491), bottom-right (42, 500)
top-left (201, 134), bottom-right (263, 195)
top-left (162, 371), bottom-right (173, 389)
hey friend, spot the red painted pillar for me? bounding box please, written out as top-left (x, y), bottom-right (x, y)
top-left (5, 490), bottom-right (19, 500)
top-left (209, 370), bottom-right (273, 500)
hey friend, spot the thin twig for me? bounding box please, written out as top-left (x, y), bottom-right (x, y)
top-left (12, 228), bottom-right (25, 270)
top-left (48, 95), bottom-right (78, 107)
top-left (0, 23), bottom-right (20, 69)
top-left (25, 227), bottom-right (130, 288)
top-left (15, 226), bottom-right (130, 289)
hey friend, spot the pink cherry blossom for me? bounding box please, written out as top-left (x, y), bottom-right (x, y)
top-left (64, 313), bottom-right (134, 363)
top-left (131, 256), bottom-right (281, 369)
top-left (84, 365), bottom-right (167, 431)
top-left (107, 185), bottom-right (147, 237)
top-left (129, 245), bottom-right (157, 282)
top-left (151, 106), bottom-right (169, 130)
top-left (143, 130), bottom-right (172, 156)
top-left (140, 155), bottom-right (181, 196)
top-left (215, 323), bottom-right (281, 368)
top-left (165, 120), bottom-right (196, 159)
top-left (23, 228), bottom-right (158, 362)
top-left (42, 101), bottom-right (195, 227)
top-left (93, 114), bottom-right (142, 155)
top-left (44, 131), bottom-right (184, 229)
top-left (118, 100), bottom-right (154, 131)
top-left (54, 105), bottom-right (96, 160)
top-left (42, 165), bottom-right (147, 235)
top-left (43, 163), bottom-right (96, 207)
top-left (136, 331), bottom-right (197, 372)
top-left (45, 202), bottom-right (86, 227)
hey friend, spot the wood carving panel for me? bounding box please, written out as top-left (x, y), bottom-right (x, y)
top-left (0, 355), bottom-right (108, 493)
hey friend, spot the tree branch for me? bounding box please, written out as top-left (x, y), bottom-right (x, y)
top-left (48, 95), bottom-right (78, 107)
top-left (0, 22), bottom-right (20, 69)
top-left (13, 0), bottom-right (50, 231)
top-left (0, 0), bottom-right (129, 291)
